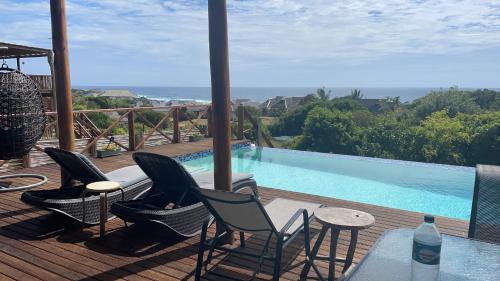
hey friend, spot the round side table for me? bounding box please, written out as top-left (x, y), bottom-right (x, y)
top-left (82, 181), bottom-right (124, 237)
top-left (301, 207), bottom-right (375, 281)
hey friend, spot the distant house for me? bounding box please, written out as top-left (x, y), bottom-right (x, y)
top-left (358, 98), bottom-right (391, 112)
top-left (233, 99), bottom-right (260, 109)
top-left (259, 96), bottom-right (304, 114)
top-left (101, 90), bottom-right (137, 99)
top-left (88, 89), bottom-right (137, 99)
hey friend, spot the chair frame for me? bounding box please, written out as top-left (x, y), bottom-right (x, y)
top-left (194, 191), bottom-right (314, 281)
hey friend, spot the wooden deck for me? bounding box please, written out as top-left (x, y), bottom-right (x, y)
top-left (0, 139), bottom-right (469, 281)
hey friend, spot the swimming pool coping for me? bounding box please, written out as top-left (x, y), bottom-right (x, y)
top-left (174, 141), bottom-right (251, 162)
top-left (176, 142), bottom-right (474, 173)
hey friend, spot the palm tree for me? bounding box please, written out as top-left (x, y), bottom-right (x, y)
top-left (350, 89), bottom-right (363, 99)
top-left (316, 87), bottom-right (331, 101)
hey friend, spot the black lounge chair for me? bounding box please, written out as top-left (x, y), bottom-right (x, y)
top-left (192, 188), bottom-right (322, 281)
top-left (110, 152), bottom-right (258, 237)
top-left (469, 164), bottom-right (500, 244)
top-left (21, 147), bottom-right (152, 224)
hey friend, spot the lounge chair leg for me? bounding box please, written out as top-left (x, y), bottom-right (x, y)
top-left (240, 231), bottom-right (246, 248)
top-left (195, 221), bottom-right (209, 281)
top-left (303, 210), bottom-right (311, 257)
top-left (273, 236), bottom-right (283, 281)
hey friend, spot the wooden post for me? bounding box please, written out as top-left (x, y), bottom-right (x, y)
top-left (128, 110), bottom-right (136, 151)
top-left (51, 0), bottom-right (75, 183)
top-left (173, 107), bottom-right (181, 143)
top-left (206, 105), bottom-right (213, 137)
top-left (237, 105), bottom-right (244, 140)
top-left (16, 57), bottom-right (21, 71)
top-left (209, 0), bottom-right (233, 244)
top-left (257, 117), bottom-right (263, 146)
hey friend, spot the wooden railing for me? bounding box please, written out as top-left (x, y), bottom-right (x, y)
top-left (28, 75), bottom-right (53, 91)
top-left (2, 104), bottom-right (274, 172)
top-left (43, 105), bottom-right (211, 154)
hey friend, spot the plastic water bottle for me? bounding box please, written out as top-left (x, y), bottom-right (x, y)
top-left (411, 215), bottom-right (442, 281)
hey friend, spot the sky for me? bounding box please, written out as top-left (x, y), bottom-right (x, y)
top-left (0, 0), bottom-right (499, 88)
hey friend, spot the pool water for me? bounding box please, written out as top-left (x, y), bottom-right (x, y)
top-left (183, 146), bottom-right (475, 220)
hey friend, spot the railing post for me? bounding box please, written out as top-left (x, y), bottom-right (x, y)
top-left (173, 107), bottom-right (181, 143)
top-left (237, 105), bottom-right (244, 140)
top-left (257, 117), bottom-right (263, 146)
top-left (207, 105), bottom-right (213, 137)
top-left (128, 110), bottom-right (136, 151)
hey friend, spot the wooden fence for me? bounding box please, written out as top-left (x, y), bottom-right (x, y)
top-left (0, 104), bottom-right (274, 172)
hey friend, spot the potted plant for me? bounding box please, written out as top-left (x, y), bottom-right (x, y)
top-left (96, 138), bottom-right (122, 158)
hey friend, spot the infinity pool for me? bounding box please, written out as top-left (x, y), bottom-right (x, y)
top-left (183, 146), bottom-right (475, 220)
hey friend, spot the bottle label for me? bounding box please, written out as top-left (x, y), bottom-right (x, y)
top-left (412, 240), bottom-right (441, 265)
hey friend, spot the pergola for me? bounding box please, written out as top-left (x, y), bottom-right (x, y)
top-left (0, 41), bottom-right (53, 68)
top-left (48, 0), bottom-right (233, 214)
top-left (0, 42), bottom-right (56, 109)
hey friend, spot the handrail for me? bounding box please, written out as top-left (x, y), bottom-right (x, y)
top-left (44, 104), bottom-right (207, 116)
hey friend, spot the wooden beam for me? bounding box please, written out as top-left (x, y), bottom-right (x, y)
top-left (209, 0), bottom-right (233, 244)
top-left (50, 0), bottom-right (74, 183)
top-left (136, 112), bottom-right (174, 143)
top-left (128, 110), bottom-right (136, 151)
top-left (50, 0), bottom-right (74, 151)
top-left (135, 109), bottom-right (174, 150)
top-left (208, 0), bottom-right (232, 193)
top-left (173, 107), bottom-right (181, 143)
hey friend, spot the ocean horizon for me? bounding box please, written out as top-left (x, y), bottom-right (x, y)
top-left (75, 86), bottom-right (490, 103)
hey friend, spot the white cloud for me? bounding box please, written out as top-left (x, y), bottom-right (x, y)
top-left (0, 0), bottom-right (499, 84)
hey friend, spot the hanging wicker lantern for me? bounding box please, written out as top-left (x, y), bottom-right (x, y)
top-left (0, 66), bottom-right (47, 160)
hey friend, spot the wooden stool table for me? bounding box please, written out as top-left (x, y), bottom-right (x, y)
top-left (82, 181), bottom-right (124, 237)
top-left (302, 207), bottom-right (375, 281)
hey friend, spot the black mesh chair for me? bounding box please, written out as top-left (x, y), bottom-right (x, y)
top-left (110, 152), bottom-right (259, 237)
top-left (21, 147), bottom-right (152, 224)
top-left (468, 164), bottom-right (500, 244)
top-left (192, 188), bottom-right (322, 281)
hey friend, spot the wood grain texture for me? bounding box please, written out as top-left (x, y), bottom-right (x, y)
top-left (0, 139), bottom-right (469, 280)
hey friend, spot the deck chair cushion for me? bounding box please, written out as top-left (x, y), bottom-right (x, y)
top-left (264, 198), bottom-right (322, 236)
top-left (191, 172), bottom-right (254, 190)
top-left (105, 165), bottom-right (148, 187)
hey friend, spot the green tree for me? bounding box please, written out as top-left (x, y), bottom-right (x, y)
top-left (291, 107), bottom-right (359, 154)
top-left (460, 112), bottom-right (500, 165)
top-left (413, 110), bottom-right (470, 165)
top-left (411, 87), bottom-right (480, 120)
top-left (315, 87), bottom-right (331, 101)
top-left (350, 89), bottom-right (363, 99)
top-left (359, 115), bottom-right (415, 160)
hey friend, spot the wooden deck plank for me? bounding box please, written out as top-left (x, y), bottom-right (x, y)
top-left (0, 139), bottom-right (470, 280)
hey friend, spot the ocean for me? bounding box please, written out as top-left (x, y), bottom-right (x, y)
top-left (75, 86), bottom-right (475, 103)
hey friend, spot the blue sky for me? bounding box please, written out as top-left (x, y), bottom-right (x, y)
top-left (1, 0), bottom-right (499, 88)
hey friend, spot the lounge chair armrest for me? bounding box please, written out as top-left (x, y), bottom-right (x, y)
top-left (279, 208), bottom-right (305, 236)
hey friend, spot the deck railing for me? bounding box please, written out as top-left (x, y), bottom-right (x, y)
top-left (0, 104), bottom-right (273, 172)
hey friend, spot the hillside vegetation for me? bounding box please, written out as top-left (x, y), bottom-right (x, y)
top-left (269, 87), bottom-right (500, 166)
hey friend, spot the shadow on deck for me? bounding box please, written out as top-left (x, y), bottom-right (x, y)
top-left (0, 139), bottom-right (468, 280)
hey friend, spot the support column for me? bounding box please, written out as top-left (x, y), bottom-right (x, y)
top-left (16, 57), bottom-right (21, 71)
top-left (208, 0), bottom-right (233, 244)
top-left (50, 0), bottom-right (75, 181)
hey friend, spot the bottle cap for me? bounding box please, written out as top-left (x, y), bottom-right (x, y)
top-left (424, 215), bottom-right (434, 223)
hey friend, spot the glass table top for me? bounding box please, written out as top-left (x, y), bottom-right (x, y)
top-left (343, 228), bottom-right (500, 281)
